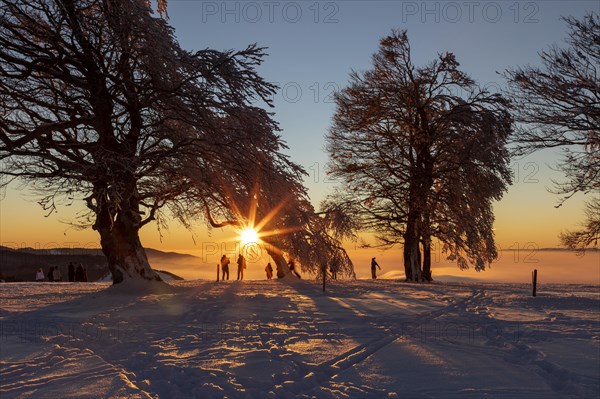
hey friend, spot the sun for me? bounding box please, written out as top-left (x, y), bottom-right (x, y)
top-left (240, 228), bottom-right (259, 244)
top-left (222, 183), bottom-right (301, 251)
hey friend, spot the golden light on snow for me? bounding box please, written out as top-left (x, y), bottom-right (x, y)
top-left (240, 228), bottom-right (259, 244)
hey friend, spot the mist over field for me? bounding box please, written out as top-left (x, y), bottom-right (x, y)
top-left (151, 247), bottom-right (600, 285)
top-left (2, 243), bottom-right (597, 285)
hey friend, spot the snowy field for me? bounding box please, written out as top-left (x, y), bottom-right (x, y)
top-left (0, 279), bottom-right (598, 399)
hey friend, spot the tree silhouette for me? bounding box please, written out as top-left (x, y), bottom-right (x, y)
top-left (326, 30), bottom-right (512, 281)
top-left (505, 12), bottom-right (599, 250)
top-left (0, 0), bottom-right (348, 283)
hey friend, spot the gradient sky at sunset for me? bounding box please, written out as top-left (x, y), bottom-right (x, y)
top-left (0, 1), bottom-right (598, 280)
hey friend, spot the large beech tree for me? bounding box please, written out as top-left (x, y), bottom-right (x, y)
top-left (0, 0), bottom-right (353, 283)
top-left (326, 30), bottom-right (512, 281)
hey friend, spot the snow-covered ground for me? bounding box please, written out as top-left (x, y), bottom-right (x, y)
top-left (0, 279), bottom-right (598, 398)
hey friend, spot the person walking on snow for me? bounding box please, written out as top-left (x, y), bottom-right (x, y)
top-left (289, 259), bottom-right (301, 279)
top-left (35, 268), bottom-right (44, 282)
top-left (221, 255), bottom-right (230, 280)
top-left (75, 263), bottom-right (84, 282)
top-left (68, 262), bottom-right (75, 282)
top-left (265, 262), bottom-right (273, 279)
top-left (237, 254), bottom-right (246, 280)
top-left (371, 257), bottom-right (381, 279)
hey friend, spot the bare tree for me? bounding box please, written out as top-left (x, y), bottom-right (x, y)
top-left (505, 12), bottom-right (599, 250)
top-left (559, 198), bottom-right (600, 249)
top-left (0, 0), bottom-right (338, 283)
top-left (326, 30), bottom-right (512, 281)
top-left (0, 0), bottom-right (353, 284)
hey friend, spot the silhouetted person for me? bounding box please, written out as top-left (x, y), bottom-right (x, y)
top-left (237, 254), bottom-right (246, 280)
top-left (68, 262), bottom-right (75, 282)
top-left (75, 263), bottom-right (84, 282)
top-left (221, 255), bottom-right (230, 280)
top-left (82, 266), bottom-right (88, 282)
top-left (265, 262), bottom-right (273, 280)
top-left (53, 266), bottom-right (61, 282)
top-left (47, 266), bottom-right (54, 282)
top-left (218, 255), bottom-right (224, 281)
top-left (289, 260), bottom-right (301, 279)
top-left (35, 268), bottom-right (44, 282)
top-left (330, 264), bottom-right (337, 280)
top-left (371, 257), bottom-right (381, 279)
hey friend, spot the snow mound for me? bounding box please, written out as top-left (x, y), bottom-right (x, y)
top-left (104, 278), bottom-right (182, 295)
top-left (378, 270), bottom-right (405, 279)
top-left (377, 270), bottom-right (481, 282)
top-left (279, 273), bottom-right (303, 284)
top-left (97, 270), bottom-right (182, 283)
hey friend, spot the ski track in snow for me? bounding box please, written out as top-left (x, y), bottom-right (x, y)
top-left (0, 280), bottom-right (598, 398)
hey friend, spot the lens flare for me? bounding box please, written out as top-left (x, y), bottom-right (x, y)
top-left (240, 228), bottom-right (259, 244)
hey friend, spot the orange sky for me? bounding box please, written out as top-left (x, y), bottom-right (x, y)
top-left (1, 151), bottom-right (592, 249)
top-left (1, 148), bottom-right (598, 286)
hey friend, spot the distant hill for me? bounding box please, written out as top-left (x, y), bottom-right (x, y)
top-left (0, 246), bottom-right (204, 257)
top-left (0, 246), bottom-right (196, 282)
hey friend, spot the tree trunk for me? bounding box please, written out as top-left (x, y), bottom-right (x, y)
top-left (422, 237), bottom-right (433, 281)
top-left (403, 241), bottom-right (412, 281)
top-left (94, 181), bottom-right (161, 284)
top-left (403, 232), bottom-right (422, 281)
top-left (409, 239), bottom-right (422, 282)
top-left (98, 211), bottom-right (161, 284)
top-left (404, 214), bottom-right (422, 282)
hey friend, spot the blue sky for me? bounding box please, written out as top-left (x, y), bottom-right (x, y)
top-left (164, 0), bottom-right (598, 242)
top-left (166, 1), bottom-right (596, 203)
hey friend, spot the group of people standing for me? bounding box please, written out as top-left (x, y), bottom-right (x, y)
top-left (264, 259), bottom-right (302, 279)
top-left (217, 256), bottom-right (304, 281)
top-left (217, 254), bottom-right (247, 281)
top-left (214, 256), bottom-right (382, 280)
top-left (35, 262), bottom-right (88, 282)
top-left (265, 260), bottom-right (301, 279)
